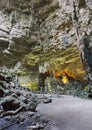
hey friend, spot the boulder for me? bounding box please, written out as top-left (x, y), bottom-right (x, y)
top-left (1, 96), bottom-right (20, 111)
top-left (43, 98), bottom-right (52, 104)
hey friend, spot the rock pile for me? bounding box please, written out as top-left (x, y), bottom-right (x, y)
top-left (64, 81), bottom-right (92, 99)
top-left (0, 73), bottom-right (48, 130)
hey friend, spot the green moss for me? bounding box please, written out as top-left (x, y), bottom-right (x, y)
top-left (31, 47), bottom-right (42, 54)
top-left (0, 52), bottom-right (20, 67)
top-left (0, 39), bottom-right (85, 80)
top-left (20, 80), bottom-right (38, 92)
top-left (18, 70), bottom-right (30, 76)
top-left (25, 37), bottom-right (38, 46)
top-left (12, 37), bottom-right (37, 46)
top-left (22, 53), bottom-right (40, 67)
top-left (37, 2), bottom-right (59, 20)
top-left (34, 0), bottom-right (50, 7)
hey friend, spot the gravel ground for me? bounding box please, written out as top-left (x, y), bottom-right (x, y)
top-left (0, 117), bottom-right (34, 130)
top-left (37, 95), bottom-right (92, 130)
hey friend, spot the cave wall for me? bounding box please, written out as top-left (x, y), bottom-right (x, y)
top-left (0, 0), bottom-right (92, 80)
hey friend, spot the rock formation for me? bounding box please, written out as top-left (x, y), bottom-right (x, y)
top-left (0, 73), bottom-right (48, 130)
top-left (0, 0), bottom-right (92, 82)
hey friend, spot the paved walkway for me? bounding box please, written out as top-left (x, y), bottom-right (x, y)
top-left (37, 95), bottom-right (92, 130)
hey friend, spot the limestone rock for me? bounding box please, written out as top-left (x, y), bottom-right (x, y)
top-left (0, 0), bottom-right (91, 81)
top-left (43, 98), bottom-right (52, 104)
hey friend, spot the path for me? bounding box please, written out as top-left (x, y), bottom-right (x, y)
top-left (37, 95), bottom-right (92, 130)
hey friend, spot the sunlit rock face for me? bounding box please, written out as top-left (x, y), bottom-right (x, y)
top-left (0, 0), bottom-right (91, 81)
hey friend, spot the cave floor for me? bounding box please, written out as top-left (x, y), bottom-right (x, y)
top-left (37, 95), bottom-right (92, 130)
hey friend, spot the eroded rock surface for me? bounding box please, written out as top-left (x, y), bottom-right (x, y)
top-left (0, 0), bottom-right (91, 81)
top-left (0, 73), bottom-right (48, 130)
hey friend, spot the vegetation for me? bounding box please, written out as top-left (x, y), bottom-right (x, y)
top-left (22, 53), bottom-right (40, 67)
top-left (20, 80), bottom-right (38, 92)
top-left (36, 1), bottom-right (59, 20)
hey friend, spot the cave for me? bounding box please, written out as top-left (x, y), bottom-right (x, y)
top-left (0, 0), bottom-right (91, 99)
top-left (0, 0), bottom-right (92, 130)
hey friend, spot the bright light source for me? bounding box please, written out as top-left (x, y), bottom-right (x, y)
top-left (62, 76), bottom-right (68, 84)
